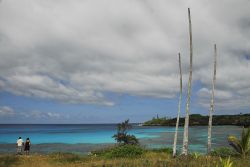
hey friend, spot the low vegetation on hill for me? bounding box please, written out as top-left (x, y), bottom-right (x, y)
top-left (143, 114), bottom-right (250, 126)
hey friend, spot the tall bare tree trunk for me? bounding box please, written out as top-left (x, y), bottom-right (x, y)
top-left (207, 44), bottom-right (217, 154)
top-left (182, 8), bottom-right (193, 155)
top-left (173, 53), bottom-right (182, 157)
top-left (173, 53), bottom-right (183, 157)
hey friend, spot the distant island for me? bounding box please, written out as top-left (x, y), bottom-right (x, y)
top-left (143, 114), bottom-right (250, 127)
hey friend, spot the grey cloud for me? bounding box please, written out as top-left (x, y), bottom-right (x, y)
top-left (0, 0), bottom-right (249, 110)
top-left (1, 74), bottom-right (113, 105)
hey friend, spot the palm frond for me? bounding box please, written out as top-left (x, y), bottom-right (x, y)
top-left (228, 127), bottom-right (250, 157)
top-left (241, 128), bottom-right (250, 154)
top-left (228, 135), bottom-right (242, 154)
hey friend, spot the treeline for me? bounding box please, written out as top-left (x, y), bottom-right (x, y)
top-left (143, 114), bottom-right (250, 127)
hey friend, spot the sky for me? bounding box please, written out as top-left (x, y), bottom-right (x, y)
top-left (0, 0), bottom-right (249, 123)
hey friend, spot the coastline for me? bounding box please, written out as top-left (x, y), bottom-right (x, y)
top-left (0, 143), bottom-right (114, 155)
top-left (143, 114), bottom-right (250, 127)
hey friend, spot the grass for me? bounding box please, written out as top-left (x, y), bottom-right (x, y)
top-left (0, 155), bottom-right (19, 167)
top-left (211, 147), bottom-right (237, 157)
top-left (0, 148), bottom-right (249, 167)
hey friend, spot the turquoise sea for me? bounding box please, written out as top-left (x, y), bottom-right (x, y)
top-left (0, 124), bottom-right (242, 154)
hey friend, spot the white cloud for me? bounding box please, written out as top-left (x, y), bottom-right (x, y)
top-left (23, 110), bottom-right (62, 119)
top-left (0, 106), bottom-right (15, 116)
top-left (0, 106), bottom-right (62, 119)
top-left (0, 0), bottom-right (249, 110)
top-left (47, 112), bottom-right (60, 118)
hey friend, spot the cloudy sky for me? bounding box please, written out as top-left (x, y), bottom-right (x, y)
top-left (0, 0), bottom-right (249, 123)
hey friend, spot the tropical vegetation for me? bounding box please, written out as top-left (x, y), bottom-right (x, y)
top-left (143, 114), bottom-right (250, 127)
top-left (228, 127), bottom-right (250, 158)
top-left (112, 119), bottom-right (139, 145)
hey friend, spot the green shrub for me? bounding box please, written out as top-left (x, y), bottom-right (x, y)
top-left (107, 145), bottom-right (144, 158)
top-left (92, 145), bottom-right (144, 158)
top-left (211, 147), bottom-right (237, 157)
top-left (149, 147), bottom-right (173, 154)
top-left (91, 146), bottom-right (116, 156)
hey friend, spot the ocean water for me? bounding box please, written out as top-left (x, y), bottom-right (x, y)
top-left (0, 124), bottom-right (242, 154)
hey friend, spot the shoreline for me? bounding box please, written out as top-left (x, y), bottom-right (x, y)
top-left (143, 114), bottom-right (250, 127)
top-left (0, 143), bottom-right (115, 155)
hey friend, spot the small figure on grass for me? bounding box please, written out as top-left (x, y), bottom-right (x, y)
top-left (16, 137), bottom-right (23, 155)
top-left (24, 137), bottom-right (31, 155)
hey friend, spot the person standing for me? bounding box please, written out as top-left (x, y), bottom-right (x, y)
top-left (24, 138), bottom-right (31, 155)
top-left (16, 137), bottom-right (23, 155)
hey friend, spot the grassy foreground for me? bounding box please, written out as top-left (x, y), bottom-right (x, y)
top-left (0, 149), bottom-right (249, 167)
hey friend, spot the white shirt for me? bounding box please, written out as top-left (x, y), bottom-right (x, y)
top-left (17, 139), bottom-right (23, 146)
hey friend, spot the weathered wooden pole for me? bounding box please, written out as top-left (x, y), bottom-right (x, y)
top-left (182, 8), bottom-right (193, 155)
top-left (173, 53), bottom-right (183, 157)
top-left (207, 44), bottom-right (217, 154)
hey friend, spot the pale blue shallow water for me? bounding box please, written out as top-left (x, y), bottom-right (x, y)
top-left (0, 124), bottom-right (164, 144)
top-left (0, 124), bottom-right (242, 153)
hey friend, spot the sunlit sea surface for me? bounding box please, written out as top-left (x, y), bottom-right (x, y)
top-left (0, 124), bottom-right (242, 154)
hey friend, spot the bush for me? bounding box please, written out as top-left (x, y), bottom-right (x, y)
top-left (211, 147), bottom-right (237, 157)
top-left (91, 146), bottom-right (115, 157)
top-left (113, 119), bottom-right (139, 145)
top-left (149, 147), bottom-right (173, 154)
top-left (92, 145), bottom-right (144, 158)
top-left (107, 145), bottom-right (144, 158)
